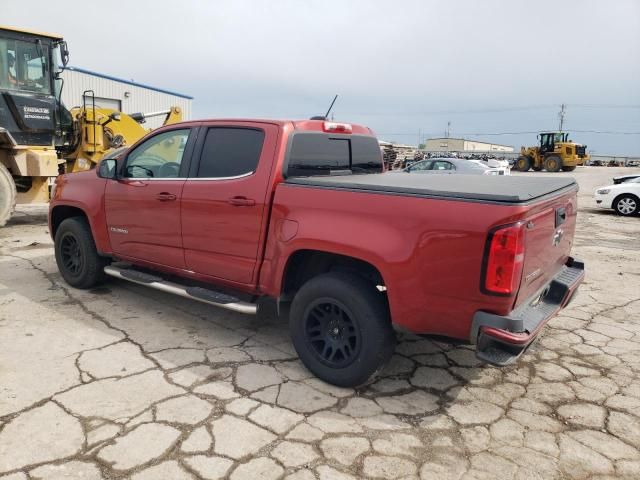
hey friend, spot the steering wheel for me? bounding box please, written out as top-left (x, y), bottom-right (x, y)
top-left (158, 162), bottom-right (181, 178)
top-left (125, 154), bottom-right (168, 178)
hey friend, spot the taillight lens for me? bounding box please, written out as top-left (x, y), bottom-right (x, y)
top-left (483, 223), bottom-right (525, 295)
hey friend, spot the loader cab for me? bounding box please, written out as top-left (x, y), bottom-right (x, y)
top-left (539, 132), bottom-right (569, 154)
top-left (0, 26), bottom-right (71, 147)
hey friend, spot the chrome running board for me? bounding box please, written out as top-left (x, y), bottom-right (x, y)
top-left (104, 265), bottom-right (257, 315)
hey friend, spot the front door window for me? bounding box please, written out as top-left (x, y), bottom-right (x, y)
top-left (124, 129), bottom-right (190, 178)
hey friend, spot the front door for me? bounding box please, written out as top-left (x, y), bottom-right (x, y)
top-left (104, 127), bottom-right (194, 269)
top-left (181, 123), bottom-right (278, 285)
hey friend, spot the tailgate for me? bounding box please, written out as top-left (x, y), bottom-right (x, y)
top-left (514, 187), bottom-right (578, 307)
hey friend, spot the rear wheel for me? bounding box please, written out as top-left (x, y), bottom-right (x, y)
top-left (614, 194), bottom-right (639, 216)
top-left (0, 163), bottom-right (17, 227)
top-left (289, 272), bottom-right (396, 387)
top-left (562, 165), bottom-right (576, 172)
top-left (515, 156), bottom-right (531, 172)
top-left (54, 217), bottom-right (107, 288)
top-left (544, 155), bottom-right (562, 172)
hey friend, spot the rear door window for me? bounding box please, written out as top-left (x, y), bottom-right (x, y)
top-left (197, 128), bottom-right (265, 178)
top-left (411, 160), bottom-right (432, 171)
top-left (287, 134), bottom-right (382, 177)
top-left (432, 160), bottom-right (454, 170)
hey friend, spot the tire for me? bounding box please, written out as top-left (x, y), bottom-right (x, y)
top-left (515, 156), bottom-right (531, 172)
top-left (0, 163), bottom-right (17, 227)
top-left (54, 217), bottom-right (107, 288)
top-left (289, 271), bottom-right (396, 387)
top-left (562, 165), bottom-right (576, 172)
top-left (544, 155), bottom-right (562, 172)
top-left (614, 194), bottom-right (639, 217)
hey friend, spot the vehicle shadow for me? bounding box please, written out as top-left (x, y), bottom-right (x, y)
top-left (2, 249), bottom-right (489, 427)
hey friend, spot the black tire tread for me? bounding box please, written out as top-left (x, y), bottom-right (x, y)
top-left (54, 216), bottom-right (107, 289)
top-left (0, 163), bottom-right (16, 228)
top-left (289, 271), bottom-right (395, 387)
top-left (544, 155), bottom-right (562, 172)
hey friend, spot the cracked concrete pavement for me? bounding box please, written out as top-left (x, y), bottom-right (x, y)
top-left (1, 167), bottom-right (639, 479)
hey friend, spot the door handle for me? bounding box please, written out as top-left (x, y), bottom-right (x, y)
top-left (156, 192), bottom-right (177, 202)
top-left (227, 196), bottom-right (256, 206)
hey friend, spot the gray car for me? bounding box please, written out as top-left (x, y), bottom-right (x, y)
top-left (403, 158), bottom-right (508, 175)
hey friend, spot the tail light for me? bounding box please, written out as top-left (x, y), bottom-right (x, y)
top-left (482, 223), bottom-right (525, 295)
top-left (323, 122), bottom-right (352, 134)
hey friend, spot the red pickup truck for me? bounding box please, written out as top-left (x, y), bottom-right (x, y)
top-left (49, 119), bottom-right (584, 386)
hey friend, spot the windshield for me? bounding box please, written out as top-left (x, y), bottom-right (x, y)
top-left (0, 38), bottom-right (51, 94)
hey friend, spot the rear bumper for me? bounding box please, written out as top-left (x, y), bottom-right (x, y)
top-left (471, 257), bottom-right (585, 366)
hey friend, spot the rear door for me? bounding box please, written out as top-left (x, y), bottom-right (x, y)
top-left (104, 127), bottom-right (195, 269)
top-left (181, 122), bottom-right (279, 285)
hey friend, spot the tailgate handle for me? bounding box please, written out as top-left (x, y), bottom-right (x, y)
top-left (555, 207), bottom-right (566, 227)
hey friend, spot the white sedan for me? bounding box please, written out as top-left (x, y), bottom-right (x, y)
top-left (595, 177), bottom-right (640, 216)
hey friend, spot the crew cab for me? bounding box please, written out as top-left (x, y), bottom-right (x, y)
top-left (49, 119), bottom-right (584, 387)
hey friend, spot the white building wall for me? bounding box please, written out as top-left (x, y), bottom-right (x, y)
top-left (60, 68), bottom-right (192, 130)
top-left (425, 138), bottom-right (513, 152)
top-left (463, 140), bottom-right (514, 152)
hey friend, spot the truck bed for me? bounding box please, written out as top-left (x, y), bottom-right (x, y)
top-left (285, 173), bottom-right (577, 204)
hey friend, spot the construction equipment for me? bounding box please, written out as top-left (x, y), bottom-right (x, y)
top-left (514, 132), bottom-right (589, 172)
top-left (0, 26), bottom-right (182, 226)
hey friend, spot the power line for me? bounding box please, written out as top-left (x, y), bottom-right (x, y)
top-left (377, 130), bottom-right (640, 136)
top-left (568, 104), bottom-right (640, 109)
top-left (343, 103), bottom-right (640, 117)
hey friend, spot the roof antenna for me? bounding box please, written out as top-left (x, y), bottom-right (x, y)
top-left (310, 94), bottom-right (338, 120)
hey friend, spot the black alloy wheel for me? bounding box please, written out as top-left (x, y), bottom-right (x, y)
top-left (60, 232), bottom-right (84, 276)
top-left (289, 271), bottom-right (396, 387)
top-left (304, 299), bottom-right (362, 368)
top-left (54, 217), bottom-right (107, 289)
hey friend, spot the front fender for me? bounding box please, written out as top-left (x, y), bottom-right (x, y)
top-left (49, 172), bottom-right (111, 254)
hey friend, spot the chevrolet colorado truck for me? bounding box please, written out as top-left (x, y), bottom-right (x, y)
top-left (49, 119), bottom-right (584, 387)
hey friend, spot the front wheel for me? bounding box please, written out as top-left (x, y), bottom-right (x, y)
top-left (54, 217), bottom-right (108, 289)
top-left (289, 272), bottom-right (396, 387)
top-left (515, 156), bottom-right (531, 172)
top-left (0, 163), bottom-right (16, 227)
top-left (614, 194), bottom-right (639, 216)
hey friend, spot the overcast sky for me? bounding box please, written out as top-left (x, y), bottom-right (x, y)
top-left (4, 0), bottom-right (640, 155)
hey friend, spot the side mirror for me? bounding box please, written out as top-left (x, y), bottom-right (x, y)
top-left (60, 41), bottom-right (70, 67)
top-left (97, 158), bottom-right (117, 179)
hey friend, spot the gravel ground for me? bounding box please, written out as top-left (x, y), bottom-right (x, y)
top-left (0, 166), bottom-right (639, 480)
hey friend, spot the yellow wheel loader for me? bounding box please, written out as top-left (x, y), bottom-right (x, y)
top-left (0, 26), bottom-right (182, 226)
top-left (514, 132), bottom-right (589, 173)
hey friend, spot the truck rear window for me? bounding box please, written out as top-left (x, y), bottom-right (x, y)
top-left (287, 134), bottom-right (383, 177)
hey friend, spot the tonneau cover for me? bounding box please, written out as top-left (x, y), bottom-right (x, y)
top-left (285, 173), bottom-right (577, 204)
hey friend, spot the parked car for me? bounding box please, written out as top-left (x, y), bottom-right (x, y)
top-left (403, 158), bottom-right (509, 175)
top-left (595, 177), bottom-right (640, 216)
top-left (613, 174), bottom-right (640, 184)
top-left (49, 119), bottom-right (584, 387)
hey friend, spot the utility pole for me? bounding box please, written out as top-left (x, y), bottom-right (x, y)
top-left (558, 104), bottom-right (566, 132)
top-left (445, 121), bottom-right (451, 138)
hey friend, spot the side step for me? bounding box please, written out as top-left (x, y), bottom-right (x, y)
top-left (104, 265), bottom-right (257, 315)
